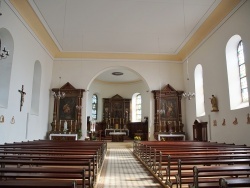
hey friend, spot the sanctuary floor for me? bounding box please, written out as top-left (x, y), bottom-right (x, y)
top-left (96, 141), bottom-right (162, 188)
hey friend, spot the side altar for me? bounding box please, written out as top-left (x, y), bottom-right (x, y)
top-left (152, 84), bottom-right (185, 140)
top-left (48, 82), bottom-right (85, 139)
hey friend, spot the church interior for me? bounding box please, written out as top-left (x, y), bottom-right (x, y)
top-left (0, 0), bottom-right (250, 187)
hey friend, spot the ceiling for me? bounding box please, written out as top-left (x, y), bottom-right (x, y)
top-left (30, 0), bottom-right (220, 55)
top-left (8, 0), bottom-right (242, 83)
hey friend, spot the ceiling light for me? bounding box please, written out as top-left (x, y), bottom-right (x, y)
top-left (112, 72), bottom-right (123, 76)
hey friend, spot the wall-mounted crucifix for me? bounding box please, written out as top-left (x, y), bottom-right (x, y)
top-left (18, 85), bottom-right (26, 112)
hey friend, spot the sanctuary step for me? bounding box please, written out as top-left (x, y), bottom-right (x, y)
top-left (102, 136), bottom-right (132, 141)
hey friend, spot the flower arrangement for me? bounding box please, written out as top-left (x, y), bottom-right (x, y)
top-left (77, 129), bottom-right (82, 140)
top-left (134, 136), bottom-right (141, 141)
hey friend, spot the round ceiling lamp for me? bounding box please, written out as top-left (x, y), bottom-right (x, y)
top-left (112, 72), bottom-right (123, 76)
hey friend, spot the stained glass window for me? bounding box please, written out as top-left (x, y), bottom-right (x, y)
top-left (136, 94), bottom-right (141, 121)
top-left (237, 41), bottom-right (249, 102)
top-left (92, 94), bottom-right (98, 120)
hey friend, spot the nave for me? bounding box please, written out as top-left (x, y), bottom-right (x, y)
top-left (96, 142), bottom-right (162, 188)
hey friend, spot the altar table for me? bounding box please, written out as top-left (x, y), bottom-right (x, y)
top-left (158, 133), bottom-right (185, 141)
top-left (105, 129), bottom-right (129, 136)
top-left (49, 134), bottom-right (78, 141)
top-left (109, 132), bottom-right (126, 142)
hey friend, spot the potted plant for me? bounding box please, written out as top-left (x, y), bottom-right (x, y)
top-left (134, 136), bottom-right (141, 141)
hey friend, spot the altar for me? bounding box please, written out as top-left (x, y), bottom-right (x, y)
top-left (158, 133), bottom-right (185, 141)
top-left (105, 129), bottom-right (129, 136)
top-left (49, 134), bottom-right (78, 141)
top-left (109, 132), bottom-right (126, 142)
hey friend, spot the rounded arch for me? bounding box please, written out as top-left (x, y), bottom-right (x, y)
top-left (30, 60), bottom-right (42, 115)
top-left (194, 64), bottom-right (205, 117)
top-left (86, 66), bottom-right (150, 91)
top-left (226, 34), bottom-right (249, 109)
top-left (85, 66), bottom-right (150, 127)
top-left (0, 28), bottom-right (14, 108)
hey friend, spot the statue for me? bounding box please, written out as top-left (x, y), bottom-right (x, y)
top-left (210, 95), bottom-right (219, 112)
top-left (64, 120), bottom-right (68, 131)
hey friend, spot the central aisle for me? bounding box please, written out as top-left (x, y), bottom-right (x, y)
top-left (96, 142), bottom-right (162, 188)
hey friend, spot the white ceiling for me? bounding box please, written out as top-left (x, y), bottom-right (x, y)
top-left (30, 0), bottom-right (221, 54)
top-left (27, 0), bottom-right (221, 83)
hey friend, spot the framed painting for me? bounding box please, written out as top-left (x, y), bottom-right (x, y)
top-left (59, 97), bottom-right (77, 120)
top-left (161, 97), bottom-right (178, 120)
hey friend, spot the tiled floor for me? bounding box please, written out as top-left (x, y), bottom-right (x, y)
top-left (96, 142), bottom-right (162, 188)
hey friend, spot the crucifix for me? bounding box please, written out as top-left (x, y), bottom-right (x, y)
top-left (18, 85), bottom-right (26, 112)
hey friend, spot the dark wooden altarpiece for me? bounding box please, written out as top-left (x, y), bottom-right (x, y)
top-left (92, 94), bottom-right (148, 141)
top-left (50, 82), bottom-right (85, 134)
top-left (102, 94), bottom-right (131, 129)
top-left (152, 84), bottom-right (184, 140)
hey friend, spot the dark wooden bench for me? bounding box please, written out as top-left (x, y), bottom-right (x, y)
top-left (0, 167), bottom-right (85, 187)
top-left (0, 179), bottom-right (77, 188)
top-left (219, 177), bottom-right (250, 187)
top-left (187, 165), bottom-right (250, 188)
top-left (133, 141), bottom-right (250, 188)
top-left (0, 140), bottom-right (108, 188)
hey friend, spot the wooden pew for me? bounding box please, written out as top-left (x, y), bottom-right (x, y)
top-left (133, 141), bottom-right (250, 188)
top-left (189, 165), bottom-right (250, 188)
top-left (219, 177), bottom-right (250, 188)
top-left (0, 159), bottom-right (91, 187)
top-left (0, 167), bottom-right (84, 187)
top-left (0, 179), bottom-right (77, 188)
top-left (0, 140), bottom-right (107, 188)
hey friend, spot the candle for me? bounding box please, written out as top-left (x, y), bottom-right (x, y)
top-left (120, 118), bottom-right (121, 124)
top-left (71, 120), bottom-right (72, 125)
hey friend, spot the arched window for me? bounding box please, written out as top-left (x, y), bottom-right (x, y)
top-left (194, 64), bottom-right (205, 117)
top-left (132, 93), bottom-right (141, 122)
top-left (135, 94), bottom-right (142, 121)
top-left (0, 28), bottom-right (14, 108)
top-left (30, 60), bottom-right (41, 115)
top-left (92, 94), bottom-right (98, 120)
top-left (237, 41), bottom-right (248, 103)
top-left (226, 35), bottom-right (249, 109)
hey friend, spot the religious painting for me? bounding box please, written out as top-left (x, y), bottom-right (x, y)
top-left (161, 97), bottom-right (178, 120)
top-left (59, 97), bottom-right (76, 120)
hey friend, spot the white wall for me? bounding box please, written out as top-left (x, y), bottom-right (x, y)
top-left (0, 1), bottom-right (53, 144)
top-left (50, 60), bottom-right (184, 139)
top-left (183, 1), bottom-right (250, 145)
top-left (2, 0), bottom-right (249, 145)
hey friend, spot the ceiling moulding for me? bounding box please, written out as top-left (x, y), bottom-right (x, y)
top-left (54, 52), bottom-right (181, 61)
top-left (178, 0), bottom-right (242, 60)
top-left (9, 0), bottom-right (60, 57)
top-left (10, 0), bottom-right (241, 61)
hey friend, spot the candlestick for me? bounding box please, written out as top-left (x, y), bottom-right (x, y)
top-left (54, 120), bottom-right (57, 131)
